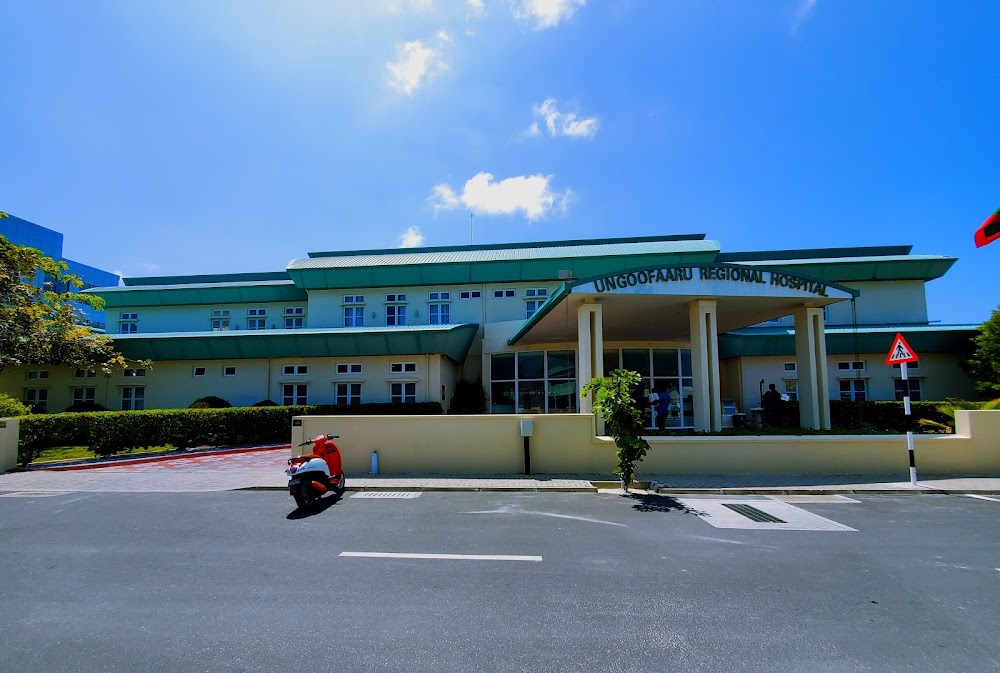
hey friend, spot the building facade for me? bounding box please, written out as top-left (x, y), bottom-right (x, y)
top-left (0, 234), bottom-right (979, 424)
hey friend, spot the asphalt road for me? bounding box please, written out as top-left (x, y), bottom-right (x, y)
top-left (1, 491), bottom-right (998, 673)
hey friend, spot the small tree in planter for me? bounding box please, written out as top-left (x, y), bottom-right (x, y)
top-left (581, 369), bottom-right (651, 491)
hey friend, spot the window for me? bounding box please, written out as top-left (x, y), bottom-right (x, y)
top-left (284, 307), bottom-right (305, 329)
top-left (336, 364), bottom-right (363, 375)
top-left (247, 308), bottom-right (266, 316)
top-left (247, 308), bottom-right (267, 330)
top-left (390, 382), bottom-right (416, 403)
top-left (783, 362), bottom-right (797, 373)
top-left (493, 289), bottom-right (515, 298)
top-left (344, 306), bottom-right (364, 327)
top-left (783, 379), bottom-right (798, 401)
top-left (120, 313), bottom-right (138, 320)
top-left (837, 361), bottom-right (866, 372)
top-left (193, 366), bottom-right (206, 377)
top-left (72, 387), bottom-right (96, 405)
top-left (344, 295), bottom-right (365, 304)
top-left (26, 370), bottom-right (49, 380)
top-left (124, 368), bottom-right (146, 378)
top-left (282, 383), bottom-right (308, 405)
top-left (119, 321), bottom-right (138, 334)
top-left (429, 302), bottom-right (450, 325)
top-left (386, 305), bottom-right (407, 326)
top-left (839, 379), bottom-right (867, 401)
top-left (385, 293), bottom-right (407, 303)
top-left (210, 309), bottom-right (230, 318)
top-left (894, 378), bottom-right (922, 402)
top-left (335, 382), bottom-right (362, 405)
top-left (428, 291), bottom-right (451, 301)
top-left (390, 362), bottom-right (416, 373)
top-left (223, 366), bottom-right (237, 377)
top-left (460, 290), bottom-right (481, 299)
top-left (891, 361), bottom-right (919, 369)
top-left (121, 386), bottom-right (145, 411)
top-left (211, 318), bottom-right (230, 331)
top-left (24, 388), bottom-right (48, 412)
top-left (74, 369), bottom-right (97, 379)
top-left (490, 350), bottom-right (578, 415)
top-left (524, 288), bottom-right (548, 298)
top-left (282, 365), bottom-right (308, 376)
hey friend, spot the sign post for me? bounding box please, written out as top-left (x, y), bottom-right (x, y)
top-left (886, 333), bottom-right (920, 486)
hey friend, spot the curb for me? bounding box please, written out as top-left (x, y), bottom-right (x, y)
top-left (653, 487), bottom-right (1000, 495)
top-left (237, 484), bottom-right (599, 493)
top-left (29, 444), bottom-right (291, 472)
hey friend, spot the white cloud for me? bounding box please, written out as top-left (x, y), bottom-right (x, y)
top-left (385, 31), bottom-right (452, 96)
top-left (467, 0), bottom-right (485, 14)
top-left (791, 0), bottom-right (817, 32)
top-left (135, 263), bottom-right (160, 273)
top-left (398, 226), bottom-right (425, 247)
top-left (527, 98), bottom-right (598, 139)
top-left (512, 0), bottom-right (585, 30)
top-left (429, 172), bottom-right (570, 220)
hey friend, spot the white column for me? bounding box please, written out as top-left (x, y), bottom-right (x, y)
top-left (689, 299), bottom-right (722, 432)
top-left (577, 304), bottom-right (594, 414)
top-left (794, 306), bottom-right (831, 430)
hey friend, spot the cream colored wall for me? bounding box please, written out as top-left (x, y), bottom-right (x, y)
top-left (0, 365), bottom-right (114, 413)
top-left (139, 360), bottom-right (271, 408)
top-left (112, 301), bottom-right (296, 333)
top-left (291, 411), bottom-right (1000, 476)
top-left (837, 280), bottom-right (928, 325)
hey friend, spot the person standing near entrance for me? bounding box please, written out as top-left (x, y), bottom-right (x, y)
top-left (762, 383), bottom-right (782, 426)
top-left (655, 385), bottom-right (672, 429)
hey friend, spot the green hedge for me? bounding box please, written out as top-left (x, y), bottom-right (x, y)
top-left (17, 402), bottom-right (443, 464)
top-left (763, 400), bottom-right (958, 432)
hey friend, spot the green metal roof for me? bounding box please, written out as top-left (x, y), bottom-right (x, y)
top-left (87, 280), bottom-right (309, 308)
top-left (287, 239), bottom-right (722, 290)
top-left (719, 245), bottom-right (913, 262)
top-left (110, 324), bottom-right (480, 363)
top-left (736, 255), bottom-right (956, 283)
top-left (123, 271), bottom-right (291, 286)
top-left (719, 324), bottom-right (978, 358)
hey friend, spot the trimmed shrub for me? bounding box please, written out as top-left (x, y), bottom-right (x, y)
top-left (251, 399), bottom-right (279, 407)
top-left (16, 401), bottom-right (444, 463)
top-left (0, 393), bottom-right (31, 419)
top-left (448, 378), bottom-right (488, 414)
top-left (188, 396), bottom-right (232, 409)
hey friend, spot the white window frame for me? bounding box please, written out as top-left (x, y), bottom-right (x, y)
top-left (335, 363), bottom-right (363, 375)
top-left (493, 289), bottom-right (515, 299)
top-left (72, 386), bottom-right (96, 405)
top-left (390, 362), bottom-right (417, 374)
top-left (390, 381), bottom-right (417, 403)
top-left (120, 312), bottom-right (138, 321)
top-left (223, 365), bottom-right (237, 377)
top-left (281, 383), bottom-right (308, 406)
top-left (386, 304), bottom-right (407, 326)
top-left (211, 318), bottom-right (230, 331)
top-left (210, 309), bottom-right (231, 318)
top-left (335, 382), bottom-right (362, 405)
top-left (343, 305), bottom-right (365, 327)
top-left (282, 365), bottom-right (308, 376)
top-left (193, 366), bottom-right (207, 377)
top-left (73, 369), bottom-right (97, 379)
top-left (24, 388), bottom-right (48, 412)
top-left (385, 293), bottom-right (408, 303)
top-left (121, 386), bottom-right (145, 411)
top-left (525, 299), bottom-right (544, 319)
top-left (782, 379), bottom-right (798, 401)
top-left (894, 377), bottom-right (923, 402)
top-left (26, 370), bottom-right (50, 381)
top-left (247, 308), bottom-right (266, 317)
top-left (891, 361), bottom-right (919, 370)
top-left (524, 288), bottom-right (548, 298)
top-left (119, 322), bottom-right (138, 334)
top-left (783, 362), bottom-right (797, 373)
top-left (247, 317), bottom-right (266, 330)
top-left (460, 290), bottom-right (482, 300)
top-left (838, 378), bottom-right (867, 401)
top-left (428, 302), bottom-right (450, 325)
top-left (123, 368), bottom-right (146, 378)
top-left (284, 316), bottom-right (304, 329)
top-left (837, 360), bottom-right (867, 372)
top-left (428, 291), bottom-right (451, 301)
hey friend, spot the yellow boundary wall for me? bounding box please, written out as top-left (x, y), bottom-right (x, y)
top-left (291, 410), bottom-right (1000, 476)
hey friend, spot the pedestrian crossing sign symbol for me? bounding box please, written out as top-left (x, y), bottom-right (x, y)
top-left (886, 333), bottom-right (919, 365)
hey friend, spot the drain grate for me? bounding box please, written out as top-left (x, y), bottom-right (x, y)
top-left (721, 503), bottom-right (786, 523)
top-left (350, 491), bottom-right (422, 499)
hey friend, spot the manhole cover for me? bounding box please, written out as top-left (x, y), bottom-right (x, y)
top-left (721, 503), bottom-right (786, 523)
top-left (350, 492), bottom-right (422, 499)
top-left (775, 495), bottom-right (860, 503)
top-left (0, 492), bottom-right (69, 498)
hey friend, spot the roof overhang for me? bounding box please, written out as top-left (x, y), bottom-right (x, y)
top-left (719, 325), bottom-right (978, 358)
top-left (110, 324), bottom-right (480, 363)
top-left (87, 281), bottom-right (308, 308)
top-left (509, 263), bottom-right (858, 346)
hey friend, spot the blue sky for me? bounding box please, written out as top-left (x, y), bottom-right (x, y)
top-left (1, 0), bottom-right (997, 324)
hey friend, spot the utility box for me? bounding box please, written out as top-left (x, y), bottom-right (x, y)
top-left (0, 418), bottom-right (19, 473)
top-left (520, 420), bottom-right (534, 437)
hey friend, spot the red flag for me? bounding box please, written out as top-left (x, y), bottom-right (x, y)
top-left (975, 205), bottom-right (1000, 248)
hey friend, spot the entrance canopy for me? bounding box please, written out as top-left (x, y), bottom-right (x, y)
top-left (509, 263), bottom-right (858, 345)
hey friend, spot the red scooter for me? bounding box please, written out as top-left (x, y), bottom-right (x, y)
top-left (287, 434), bottom-right (347, 510)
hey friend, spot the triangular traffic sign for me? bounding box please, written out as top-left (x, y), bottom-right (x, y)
top-left (886, 333), bottom-right (919, 365)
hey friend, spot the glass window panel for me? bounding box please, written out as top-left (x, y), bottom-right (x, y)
top-left (517, 380), bottom-right (545, 413)
top-left (680, 350), bottom-right (692, 377)
top-left (547, 379), bottom-right (577, 413)
top-left (621, 349), bottom-right (651, 377)
top-left (491, 353), bottom-right (515, 381)
top-left (652, 349), bottom-right (679, 378)
top-left (603, 351), bottom-right (620, 375)
top-left (517, 352), bottom-right (545, 380)
top-left (490, 381), bottom-right (515, 413)
top-left (547, 350), bottom-right (576, 379)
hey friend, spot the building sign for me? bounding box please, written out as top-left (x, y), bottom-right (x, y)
top-left (591, 265), bottom-right (830, 298)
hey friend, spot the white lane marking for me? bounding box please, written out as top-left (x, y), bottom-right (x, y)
top-left (465, 505), bottom-right (627, 528)
top-left (339, 552), bottom-right (542, 562)
top-left (963, 494), bottom-right (1000, 503)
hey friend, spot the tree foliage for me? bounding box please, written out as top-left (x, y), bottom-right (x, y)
top-left (0, 228), bottom-right (139, 375)
top-left (581, 369), bottom-right (651, 489)
top-left (966, 305), bottom-right (1000, 397)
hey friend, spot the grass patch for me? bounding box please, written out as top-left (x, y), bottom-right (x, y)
top-left (33, 445), bottom-right (176, 464)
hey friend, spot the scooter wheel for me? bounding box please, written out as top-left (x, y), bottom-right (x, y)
top-left (333, 475), bottom-right (346, 496)
top-left (293, 482), bottom-right (317, 510)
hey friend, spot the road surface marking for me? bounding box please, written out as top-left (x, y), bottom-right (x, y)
top-left (963, 494), bottom-right (1000, 503)
top-left (465, 505), bottom-right (626, 527)
top-left (339, 552), bottom-right (542, 562)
